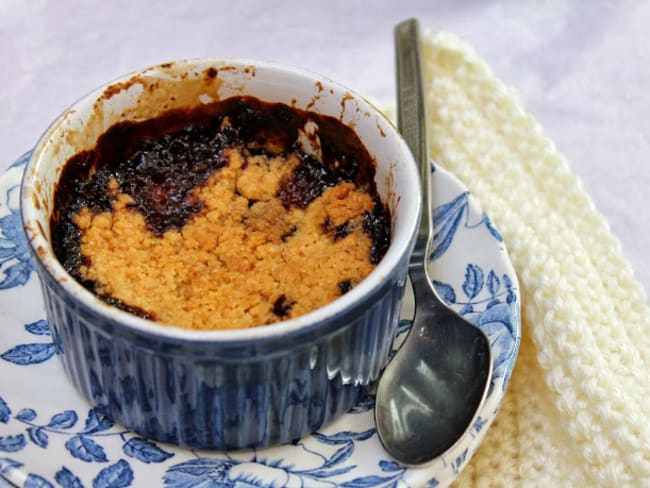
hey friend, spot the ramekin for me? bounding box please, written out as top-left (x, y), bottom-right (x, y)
top-left (21, 59), bottom-right (421, 450)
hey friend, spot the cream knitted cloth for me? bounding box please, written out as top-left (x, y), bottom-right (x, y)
top-left (413, 30), bottom-right (650, 487)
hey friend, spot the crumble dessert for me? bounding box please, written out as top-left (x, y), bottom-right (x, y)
top-left (51, 96), bottom-right (391, 330)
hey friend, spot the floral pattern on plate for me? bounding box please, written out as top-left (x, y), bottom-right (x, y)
top-left (0, 152), bottom-right (520, 488)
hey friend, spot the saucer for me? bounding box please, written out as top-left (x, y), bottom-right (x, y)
top-left (0, 152), bottom-right (520, 487)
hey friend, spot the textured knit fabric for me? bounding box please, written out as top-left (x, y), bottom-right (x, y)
top-left (416, 30), bottom-right (650, 487)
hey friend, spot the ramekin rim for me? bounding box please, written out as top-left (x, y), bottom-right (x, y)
top-left (20, 57), bottom-right (422, 344)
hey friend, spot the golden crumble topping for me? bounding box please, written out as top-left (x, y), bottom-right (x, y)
top-left (74, 147), bottom-right (377, 330)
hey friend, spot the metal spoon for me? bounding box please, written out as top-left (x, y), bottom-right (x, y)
top-left (374, 18), bottom-right (493, 466)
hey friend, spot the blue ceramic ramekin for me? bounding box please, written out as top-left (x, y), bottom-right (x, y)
top-left (21, 59), bottom-right (421, 450)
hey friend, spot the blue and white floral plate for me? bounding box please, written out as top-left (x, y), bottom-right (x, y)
top-left (0, 152), bottom-right (520, 488)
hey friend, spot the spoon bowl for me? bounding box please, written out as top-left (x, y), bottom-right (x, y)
top-left (374, 18), bottom-right (493, 466)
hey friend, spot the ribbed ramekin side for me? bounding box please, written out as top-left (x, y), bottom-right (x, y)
top-left (36, 260), bottom-right (407, 450)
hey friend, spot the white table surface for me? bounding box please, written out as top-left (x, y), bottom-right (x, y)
top-left (1, 0), bottom-right (648, 302)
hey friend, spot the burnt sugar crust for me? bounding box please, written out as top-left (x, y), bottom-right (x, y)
top-left (51, 96), bottom-right (391, 330)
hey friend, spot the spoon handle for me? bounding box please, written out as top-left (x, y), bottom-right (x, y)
top-left (394, 18), bottom-right (431, 276)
